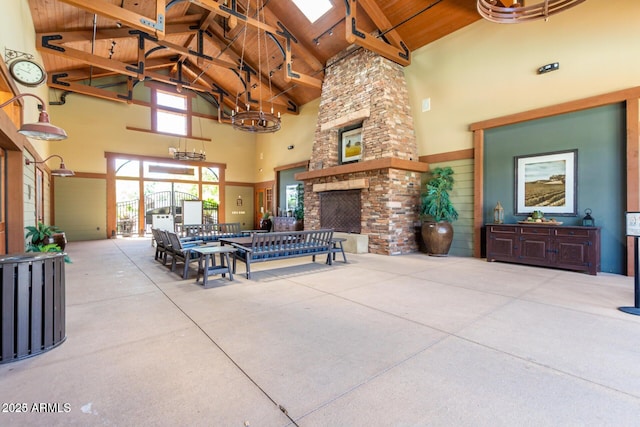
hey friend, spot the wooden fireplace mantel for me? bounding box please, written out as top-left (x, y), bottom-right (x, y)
top-left (295, 158), bottom-right (428, 181)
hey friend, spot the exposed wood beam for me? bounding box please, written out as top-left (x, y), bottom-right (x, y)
top-left (40, 43), bottom-right (140, 79)
top-left (344, 0), bottom-right (410, 66)
top-left (53, 59), bottom-right (175, 82)
top-left (47, 74), bottom-right (134, 103)
top-left (259, 4), bottom-right (324, 72)
top-left (190, 0), bottom-right (323, 89)
top-left (171, 11), bottom-right (217, 73)
top-left (36, 24), bottom-right (199, 45)
top-left (39, 31), bottom-right (237, 72)
top-left (57, 0), bottom-right (166, 39)
top-left (357, 0), bottom-right (405, 50)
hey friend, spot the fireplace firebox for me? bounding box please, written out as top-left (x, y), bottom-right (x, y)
top-left (320, 190), bottom-right (361, 233)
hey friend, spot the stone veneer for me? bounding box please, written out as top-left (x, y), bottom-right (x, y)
top-left (298, 47), bottom-right (426, 255)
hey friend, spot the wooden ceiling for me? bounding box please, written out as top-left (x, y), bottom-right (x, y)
top-left (26, 0), bottom-right (480, 120)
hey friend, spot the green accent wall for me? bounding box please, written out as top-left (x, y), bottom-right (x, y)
top-left (225, 185), bottom-right (254, 230)
top-left (425, 159), bottom-right (475, 257)
top-left (278, 167), bottom-right (305, 217)
top-left (484, 104), bottom-right (626, 273)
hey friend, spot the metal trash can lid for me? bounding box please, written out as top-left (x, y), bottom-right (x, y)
top-left (0, 252), bottom-right (65, 264)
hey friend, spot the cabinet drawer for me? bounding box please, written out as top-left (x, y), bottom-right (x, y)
top-left (519, 226), bottom-right (552, 236)
top-left (487, 225), bottom-right (517, 234)
top-left (554, 228), bottom-right (591, 237)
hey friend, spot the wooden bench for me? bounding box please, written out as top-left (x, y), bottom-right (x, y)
top-left (180, 222), bottom-right (244, 242)
top-left (228, 229), bottom-right (334, 279)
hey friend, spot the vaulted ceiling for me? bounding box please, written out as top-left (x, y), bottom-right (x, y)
top-left (26, 0), bottom-right (480, 121)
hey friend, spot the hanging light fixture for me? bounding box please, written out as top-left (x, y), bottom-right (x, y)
top-left (170, 117), bottom-right (206, 161)
top-left (0, 93), bottom-right (68, 140)
top-left (477, 0), bottom-right (585, 23)
top-left (25, 154), bottom-right (75, 177)
top-left (171, 137), bottom-right (206, 161)
top-left (231, 0), bottom-right (281, 133)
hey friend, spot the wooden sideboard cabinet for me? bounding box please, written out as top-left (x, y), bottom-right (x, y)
top-left (486, 224), bottom-right (600, 275)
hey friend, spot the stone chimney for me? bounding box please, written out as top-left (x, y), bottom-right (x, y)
top-left (297, 47), bottom-right (427, 255)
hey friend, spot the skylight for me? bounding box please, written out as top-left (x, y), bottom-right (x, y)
top-left (291, 0), bottom-right (332, 23)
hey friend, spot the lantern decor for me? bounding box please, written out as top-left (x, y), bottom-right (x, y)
top-left (494, 201), bottom-right (504, 224)
top-left (582, 208), bottom-right (595, 227)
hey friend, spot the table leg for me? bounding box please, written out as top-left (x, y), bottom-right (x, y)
top-left (196, 253), bottom-right (204, 283)
top-left (201, 253), bottom-right (210, 288)
top-left (224, 252), bottom-right (233, 281)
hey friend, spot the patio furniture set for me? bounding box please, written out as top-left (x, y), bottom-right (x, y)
top-left (151, 224), bottom-right (343, 287)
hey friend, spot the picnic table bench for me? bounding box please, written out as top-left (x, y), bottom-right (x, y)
top-left (221, 229), bottom-right (334, 279)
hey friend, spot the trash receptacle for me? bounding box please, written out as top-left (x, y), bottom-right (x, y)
top-left (0, 252), bottom-right (66, 364)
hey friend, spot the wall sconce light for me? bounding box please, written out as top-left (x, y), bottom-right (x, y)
top-left (0, 93), bottom-right (68, 140)
top-left (25, 154), bottom-right (75, 177)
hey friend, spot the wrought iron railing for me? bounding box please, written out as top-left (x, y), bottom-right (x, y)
top-left (116, 191), bottom-right (218, 235)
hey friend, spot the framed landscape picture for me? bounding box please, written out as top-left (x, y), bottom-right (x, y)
top-left (514, 149), bottom-right (577, 216)
top-left (339, 125), bottom-right (363, 164)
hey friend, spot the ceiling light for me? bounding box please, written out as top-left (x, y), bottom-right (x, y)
top-left (477, 0), bottom-right (585, 23)
top-left (0, 93), bottom-right (68, 140)
top-left (25, 154), bottom-right (75, 177)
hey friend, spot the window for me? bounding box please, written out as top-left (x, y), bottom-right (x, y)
top-left (291, 0), bottom-right (332, 23)
top-left (152, 88), bottom-right (188, 136)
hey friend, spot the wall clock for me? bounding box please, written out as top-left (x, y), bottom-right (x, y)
top-left (9, 58), bottom-right (47, 87)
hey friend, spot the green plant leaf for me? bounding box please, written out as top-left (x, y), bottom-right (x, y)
top-left (420, 166), bottom-right (458, 222)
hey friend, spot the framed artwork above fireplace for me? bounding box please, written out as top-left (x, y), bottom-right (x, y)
top-left (339, 123), bottom-right (363, 164)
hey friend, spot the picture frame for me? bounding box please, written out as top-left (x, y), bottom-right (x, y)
top-left (625, 212), bottom-right (640, 236)
top-left (514, 149), bottom-right (577, 216)
top-left (339, 125), bottom-right (363, 164)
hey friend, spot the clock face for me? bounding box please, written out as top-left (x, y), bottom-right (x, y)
top-left (9, 59), bottom-right (46, 87)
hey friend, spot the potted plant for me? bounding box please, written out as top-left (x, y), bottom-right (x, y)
top-left (25, 221), bottom-right (67, 250)
top-left (293, 183), bottom-right (304, 230)
top-left (420, 166), bottom-right (458, 256)
top-left (25, 222), bottom-right (70, 262)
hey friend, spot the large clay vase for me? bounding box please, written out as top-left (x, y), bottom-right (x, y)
top-left (52, 232), bottom-right (67, 251)
top-left (421, 221), bottom-right (454, 256)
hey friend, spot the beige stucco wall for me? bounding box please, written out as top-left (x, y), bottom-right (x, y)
top-left (49, 94), bottom-right (257, 182)
top-left (406, 0), bottom-right (640, 155)
top-left (5, 1), bottom-right (640, 172)
top-left (255, 0), bottom-right (640, 167)
top-left (254, 98), bottom-right (319, 181)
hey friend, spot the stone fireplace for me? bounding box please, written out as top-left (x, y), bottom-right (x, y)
top-left (296, 47), bottom-right (427, 255)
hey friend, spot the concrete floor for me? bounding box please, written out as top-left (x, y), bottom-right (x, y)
top-left (1, 238), bottom-right (640, 426)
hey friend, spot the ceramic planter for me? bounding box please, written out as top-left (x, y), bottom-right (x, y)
top-left (421, 221), bottom-right (454, 256)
